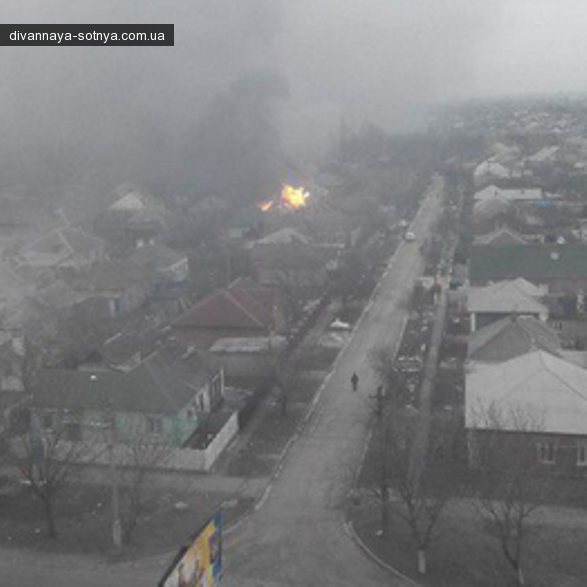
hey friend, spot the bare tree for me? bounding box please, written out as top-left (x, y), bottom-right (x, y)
top-left (368, 344), bottom-right (406, 407)
top-left (367, 344), bottom-right (405, 537)
top-left (273, 346), bottom-right (311, 417)
top-left (111, 425), bottom-right (174, 545)
top-left (0, 319), bottom-right (86, 538)
top-left (368, 385), bottom-right (391, 537)
top-left (470, 404), bottom-right (547, 586)
top-left (118, 437), bottom-right (173, 543)
top-left (12, 425), bottom-right (86, 538)
top-left (386, 409), bottom-right (457, 575)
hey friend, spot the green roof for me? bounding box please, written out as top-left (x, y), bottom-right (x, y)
top-left (469, 245), bottom-right (587, 284)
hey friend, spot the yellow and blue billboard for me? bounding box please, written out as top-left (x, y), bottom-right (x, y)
top-left (159, 511), bottom-right (222, 587)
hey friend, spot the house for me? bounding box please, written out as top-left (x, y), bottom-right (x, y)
top-left (468, 244), bottom-right (587, 293)
top-left (250, 239), bottom-right (339, 295)
top-left (209, 335), bottom-right (287, 379)
top-left (225, 206), bottom-right (264, 241)
top-left (254, 227), bottom-right (309, 246)
top-left (467, 315), bottom-right (561, 363)
top-left (466, 350), bottom-right (587, 471)
top-left (473, 226), bottom-right (528, 246)
top-left (31, 346), bottom-right (224, 448)
top-left (108, 188), bottom-right (163, 214)
top-left (14, 227), bottom-right (107, 273)
top-left (67, 259), bottom-right (153, 319)
top-left (471, 198), bottom-right (512, 230)
top-left (473, 160), bottom-right (511, 186)
top-left (129, 243), bottom-right (189, 284)
top-left (173, 278), bottom-right (286, 349)
top-left (126, 208), bottom-right (182, 249)
top-left (95, 187), bottom-right (175, 252)
top-left (467, 278), bottom-right (548, 331)
top-left (526, 146), bottom-right (560, 167)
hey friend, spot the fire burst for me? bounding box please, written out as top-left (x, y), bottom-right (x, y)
top-left (280, 184), bottom-right (309, 210)
top-left (258, 200), bottom-right (274, 211)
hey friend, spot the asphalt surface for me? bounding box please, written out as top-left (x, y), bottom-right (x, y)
top-left (0, 180), bottom-right (441, 586)
top-left (221, 181), bottom-right (442, 587)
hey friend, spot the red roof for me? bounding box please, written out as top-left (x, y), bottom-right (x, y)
top-left (174, 278), bottom-right (276, 331)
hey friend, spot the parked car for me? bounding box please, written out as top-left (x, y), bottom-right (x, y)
top-left (330, 318), bottom-right (351, 331)
top-left (405, 231), bottom-right (416, 242)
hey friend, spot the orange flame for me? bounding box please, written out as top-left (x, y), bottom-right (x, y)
top-left (280, 184), bottom-right (309, 210)
top-left (258, 200), bottom-right (274, 211)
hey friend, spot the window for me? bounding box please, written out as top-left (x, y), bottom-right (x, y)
top-left (146, 416), bottom-right (163, 436)
top-left (577, 443), bottom-right (587, 467)
top-left (537, 441), bottom-right (557, 465)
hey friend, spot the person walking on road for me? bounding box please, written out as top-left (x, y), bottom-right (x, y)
top-left (351, 372), bottom-right (359, 392)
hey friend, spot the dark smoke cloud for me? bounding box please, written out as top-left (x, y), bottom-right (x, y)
top-left (0, 1), bottom-right (505, 196)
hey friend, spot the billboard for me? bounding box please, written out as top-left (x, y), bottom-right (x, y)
top-left (159, 511), bottom-right (222, 587)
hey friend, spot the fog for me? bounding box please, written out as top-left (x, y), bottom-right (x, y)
top-left (0, 0), bottom-right (586, 198)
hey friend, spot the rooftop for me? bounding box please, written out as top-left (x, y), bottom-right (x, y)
top-left (474, 226), bottom-right (528, 246)
top-left (469, 244), bottom-right (587, 284)
top-left (17, 227), bottom-right (106, 268)
top-left (129, 243), bottom-right (186, 270)
top-left (210, 336), bottom-right (287, 354)
top-left (174, 278), bottom-right (277, 331)
top-left (33, 346), bottom-right (216, 414)
top-left (467, 278), bottom-right (547, 314)
top-left (466, 350), bottom-right (587, 436)
top-left (468, 315), bottom-right (561, 363)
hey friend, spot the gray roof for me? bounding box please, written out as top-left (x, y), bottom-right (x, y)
top-left (129, 244), bottom-right (186, 271)
top-left (70, 259), bottom-right (152, 293)
top-left (210, 336), bottom-right (287, 354)
top-left (256, 228), bottom-right (309, 245)
top-left (251, 242), bottom-right (338, 271)
top-left (34, 347), bottom-right (216, 414)
top-left (467, 279), bottom-right (547, 315)
top-left (474, 226), bottom-right (528, 246)
top-left (18, 227), bottom-right (106, 268)
top-left (466, 351), bottom-right (587, 435)
top-left (468, 315), bottom-right (561, 363)
top-left (472, 198), bottom-right (511, 221)
top-left (33, 280), bottom-right (92, 310)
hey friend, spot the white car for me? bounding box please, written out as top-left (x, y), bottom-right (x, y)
top-left (405, 231), bottom-right (416, 242)
top-left (330, 318), bottom-right (351, 331)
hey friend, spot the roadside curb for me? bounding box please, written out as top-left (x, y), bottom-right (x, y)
top-left (343, 520), bottom-right (421, 587)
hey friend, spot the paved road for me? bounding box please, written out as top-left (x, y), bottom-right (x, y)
top-left (0, 181), bottom-right (442, 587)
top-left (221, 180), bottom-right (443, 587)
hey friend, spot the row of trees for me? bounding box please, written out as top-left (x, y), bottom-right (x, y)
top-left (8, 418), bottom-right (172, 544)
top-left (367, 344), bottom-right (549, 586)
top-left (0, 323), bottom-right (173, 545)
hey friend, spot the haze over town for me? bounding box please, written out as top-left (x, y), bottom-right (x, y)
top-left (2, 2), bottom-right (587, 587)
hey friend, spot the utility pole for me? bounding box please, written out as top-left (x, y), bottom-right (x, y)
top-left (373, 385), bottom-right (389, 536)
top-left (108, 407), bottom-right (122, 549)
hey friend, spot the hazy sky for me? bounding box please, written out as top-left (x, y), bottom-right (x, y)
top-left (0, 1), bottom-right (586, 180)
